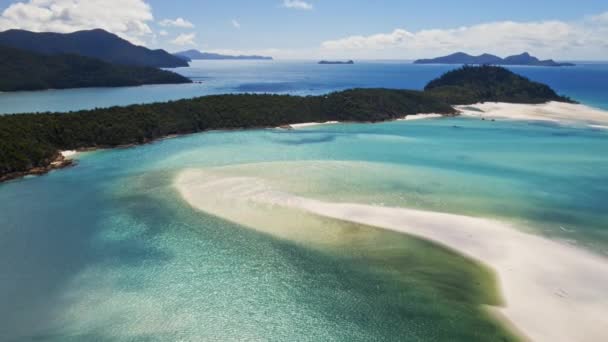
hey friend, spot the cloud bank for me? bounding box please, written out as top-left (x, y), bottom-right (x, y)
top-left (321, 13), bottom-right (608, 60)
top-left (171, 32), bottom-right (197, 46)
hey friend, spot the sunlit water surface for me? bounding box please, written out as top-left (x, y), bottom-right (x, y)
top-left (1, 61), bottom-right (607, 341)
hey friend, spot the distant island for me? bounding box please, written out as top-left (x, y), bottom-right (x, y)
top-left (319, 60), bottom-right (354, 64)
top-left (0, 29), bottom-right (188, 68)
top-left (0, 45), bottom-right (191, 92)
top-left (0, 66), bottom-right (572, 182)
top-left (414, 52), bottom-right (575, 67)
top-left (175, 49), bottom-right (273, 61)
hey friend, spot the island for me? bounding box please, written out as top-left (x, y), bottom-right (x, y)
top-left (0, 29), bottom-right (188, 68)
top-left (0, 45), bottom-right (192, 92)
top-left (319, 60), bottom-right (355, 64)
top-left (0, 66), bottom-right (572, 182)
top-left (414, 52), bottom-right (575, 67)
top-left (175, 49), bottom-right (273, 61)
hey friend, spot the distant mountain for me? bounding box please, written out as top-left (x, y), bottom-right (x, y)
top-left (0, 29), bottom-right (188, 68)
top-left (174, 49), bottom-right (273, 61)
top-left (319, 60), bottom-right (354, 64)
top-left (414, 52), bottom-right (574, 67)
top-left (0, 45), bottom-right (191, 92)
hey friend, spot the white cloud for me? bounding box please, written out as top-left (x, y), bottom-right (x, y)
top-left (159, 29), bottom-right (168, 36)
top-left (321, 15), bottom-right (608, 60)
top-left (0, 0), bottom-right (154, 45)
top-left (231, 19), bottom-right (240, 29)
top-left (159, 17), bottom-right (194, 28)
top-left (171, 32), bottom-right (197, 46)
top-left (282, 0), bottom-right (313, 10)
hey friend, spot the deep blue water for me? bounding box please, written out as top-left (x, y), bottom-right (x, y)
top-left (0, 60), bottom-right (607, 114)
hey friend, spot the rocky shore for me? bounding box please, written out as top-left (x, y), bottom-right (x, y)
top-left (0, 152), bottom-right (75, 183)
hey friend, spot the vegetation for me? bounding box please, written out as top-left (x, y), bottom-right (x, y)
top-left (425, 65), bottom-right (574, 104)
top-left (0, 45), bottom-right (191, 92)
top-left (0, 66), bottom-right (571, 181)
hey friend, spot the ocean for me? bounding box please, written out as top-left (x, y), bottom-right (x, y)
top-left (0, 61), bottom-right (607, 341)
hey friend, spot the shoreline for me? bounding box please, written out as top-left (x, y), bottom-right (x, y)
top-left (0, 152), bottom-right (75, 183)
top-left (5, 99), bottom-right (606, 184)
top-left (175, 169), bottom-right (608, 342)
top-left (1, 113), bottom-right (451, 184)
top-left (456, 101), bottom-right (608, 128)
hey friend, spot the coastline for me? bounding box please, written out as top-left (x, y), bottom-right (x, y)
top-left (0, 151), bottom-right (75, 183)
top-left (0, 114), bottom-right (449, 184)
top-left (5, 99), bottom-right (607, 184)
top-left (456, 101), bottom-right (608, 128)
top-left (175, 169), bottom-right (608, 342)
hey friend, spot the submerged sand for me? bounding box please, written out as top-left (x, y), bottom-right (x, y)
top-left (175, 169), bottom-right (608, 342)
top-left (456, 101), bottom-right (608, 128)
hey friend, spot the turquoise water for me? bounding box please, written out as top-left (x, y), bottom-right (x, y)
top-left (1, 62), bottom-right (608, 340)
top-left (1, 60), bottom-right (607, 114)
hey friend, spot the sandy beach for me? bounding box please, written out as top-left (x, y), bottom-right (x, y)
top-left (176, 169), bottom-right (608, 342)
top-left (456, 101), bottom-right (608, 128)
top-left (287, 121), bottom-right (340, 129)
top-left (61, 150), bottom-right (78, 158)
top-left (398, 113), bottom-right (444, 121)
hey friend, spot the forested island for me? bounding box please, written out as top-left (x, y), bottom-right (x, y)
top-left (0, 45), bottom-right (192, 92)
top-left (0, 66), bottom-right (572, 182)
top-left (319, 60), bottom-right (355, 64)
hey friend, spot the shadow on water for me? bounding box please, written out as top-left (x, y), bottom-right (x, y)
top-left (0, 169), bottom-right (174, 341)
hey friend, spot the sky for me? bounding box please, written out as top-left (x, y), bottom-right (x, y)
top-left (0, 0), bottom-right (607, 60)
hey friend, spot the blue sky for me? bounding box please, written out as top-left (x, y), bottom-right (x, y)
top-left (0, 0), bottom-right (607, 59)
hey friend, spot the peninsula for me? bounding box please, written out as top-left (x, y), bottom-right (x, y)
top-left (414, 52), bottom-right (575, 67)
top-left (0, 66), bottom-right (571, 182)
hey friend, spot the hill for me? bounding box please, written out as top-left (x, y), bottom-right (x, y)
top-left (0, 45), bottom-right (192, 92)
top-left (414, 52), bottom-right (574, 67)
top-left (0, 66), bottom-right (572, 181)
top-left (175, 49), bottom-right (273, 61)
top-left (0, 29), bottom-right (189, 68)
top-left (425, 65), bottom-right (574, 104)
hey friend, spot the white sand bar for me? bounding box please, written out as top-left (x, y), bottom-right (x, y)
top-left (176, 170), bottom-right (608, 342)
top-left (456, 101), bottom-right (608, 128)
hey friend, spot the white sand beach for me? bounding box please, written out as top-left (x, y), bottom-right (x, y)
top-left (289, 121), bottom-right (340, 129)
top-left (61, 150), bottom-right (78, 158)
top-left (456, 101), bottom-right (608, 128)
top-left (398, 113), bottom-right (444, 121)
top-left (175, 169), bottom-right (608, 342)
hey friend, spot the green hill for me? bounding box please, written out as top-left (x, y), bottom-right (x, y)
top-left (425, 65), bottom-right (573, 104)
top-left (0, 29), bottom-right (188, 68)
top-left (0, 45), bottom-right (191, 92)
